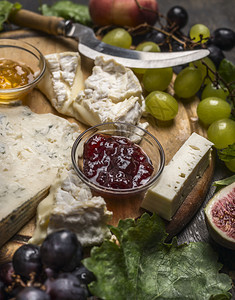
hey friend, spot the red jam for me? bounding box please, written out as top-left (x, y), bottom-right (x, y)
top-left (83, 133), bottom-right (154, 189)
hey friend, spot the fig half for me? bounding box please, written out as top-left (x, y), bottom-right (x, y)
top-left (205, 182), bottom-right (235, 250)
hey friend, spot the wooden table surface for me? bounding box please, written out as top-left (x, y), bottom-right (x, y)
top-left (4, 0), bottom-right (235, 294)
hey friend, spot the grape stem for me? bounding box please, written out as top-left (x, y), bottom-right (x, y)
top-left (200, 60), bottom-right (235, 117)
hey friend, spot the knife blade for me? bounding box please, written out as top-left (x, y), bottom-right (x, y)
top-left (9, 9), bottom-right (210, 68)
top-left (65, 21), bottom-right (210, 68)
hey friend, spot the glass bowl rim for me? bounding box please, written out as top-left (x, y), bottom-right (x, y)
top-left (71, 121), bottom-right (165, 195)
top-left (0, 39), bottom-right (46, 93)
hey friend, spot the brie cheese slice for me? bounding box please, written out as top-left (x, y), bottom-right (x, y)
top-left (39, 53), bottom-right (146, 127)
top-left (30, 166), bottom-right (112, 247)
top-left (38, 52), bottom-right (84, 117)
top-left (74, 56), bottom-right (145, 126)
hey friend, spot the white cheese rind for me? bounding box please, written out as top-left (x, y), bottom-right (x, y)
top-left (74, 56), bottom-right (145, 126)
top-left (30, 167), bottom-right (112, 247)
top-left (39, 53), bottom-right (146, 127)
top-left (0, 106), bottom-right (80, 219)
top-left (38, 52), bottom-right (84, 117)
top-left (141, 132), bottom-right (214, 221)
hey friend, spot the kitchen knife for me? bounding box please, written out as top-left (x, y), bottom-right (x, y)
top-left (9, 9), bottom-right (210, 68)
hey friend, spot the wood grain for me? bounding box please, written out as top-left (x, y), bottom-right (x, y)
top-left (0, 29), bottom-right (214, 262)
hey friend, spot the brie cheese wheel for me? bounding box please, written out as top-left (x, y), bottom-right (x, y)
top-left (38, 52), bottom-right (84, 117)
top-left (141, 133), bottom-right (214, 221)
top-left (39, 53), bottom-right (146, 127)
top-left (30, 166), bottom-right (112, 247)
top-left (74, 56), bottom-right (145, 126)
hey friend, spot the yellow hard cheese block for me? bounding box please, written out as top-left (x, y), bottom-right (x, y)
top-left (141, 132), bottom-right (214, 221)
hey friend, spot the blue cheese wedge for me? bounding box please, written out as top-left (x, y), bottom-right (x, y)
top-left (30, 166), bottom-right (112, 247)
top-left (141, 132), bottom-right (214, 221)
top-left (0, 106), bottom-right (80, 246)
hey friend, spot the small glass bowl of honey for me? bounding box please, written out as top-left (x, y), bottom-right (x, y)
top-left (0, 39), bottom-right (46, 105)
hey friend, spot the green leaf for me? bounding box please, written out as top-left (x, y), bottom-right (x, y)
top-left (40, 0), bottom-right (92, 26)
top-left (218, 59), bottom-right (235, 93)
top-left (210, 293), bottom-right (233, 300)
top-left (0, 0), bottom-right (21, 31)
top-left (218, 143), bottom-right (235, 162)
top-left (83, 213), bottom-right (232, 300)
top-left (213, 175), bottom-right (235, 188)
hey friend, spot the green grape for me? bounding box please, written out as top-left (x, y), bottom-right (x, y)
top-left (145, 91), bottom-right (178, 121)
top-left (190, 57), bottom-right (216, 84)
top-left (189, 24), bottom-right (210, 43)
top-left (133, 42), bottom-right (160, 75)
top-left (207, 118), bottom-right (235, 149)
top-left (102, 28), bottom-right (132, 49)
top-left (201, 82), bottom-right (229, 100)
top-left (143, 67), bottom-right (173, 92)
top-left (225, 158), bottom-right (235, 173)
top-left (197, 97), bottom-right (231, 126)
top-left (174, 66), bottom-right (203, 98)
top-left (136, 41), bottom-right (160, 52)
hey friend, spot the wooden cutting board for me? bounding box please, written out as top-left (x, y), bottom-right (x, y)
top-left (0, 29), bottom-right (214, 263)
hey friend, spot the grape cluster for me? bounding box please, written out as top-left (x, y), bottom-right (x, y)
top-left (99, 5), bottom-right (235, 172)
top-left (99, 5), bottom-right (234, 66)
top-left (0, 230), bottom-right (95, 300)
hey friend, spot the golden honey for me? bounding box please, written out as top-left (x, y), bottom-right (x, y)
top-left (0, 58), bottom-right (35, 89)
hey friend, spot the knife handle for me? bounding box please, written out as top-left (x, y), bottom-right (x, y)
top-left (9, 9), bottom-right (65, 36)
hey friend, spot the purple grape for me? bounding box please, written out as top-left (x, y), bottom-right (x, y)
top-left (0, 280), bottom-right (6, 300)
top-left (15, 287), bottom-right (50, 300)
top-left (8, 286), bottom-right (24, 299)
top-left (145, 30), bottom-right (166, 45)
top-left (212, 28), bottom-right (235, 51)
top-left (45, 273), bottom-right (87, 300)
top-left (0, 262), bottom-right (14, 285)
top-left (40, 230), bottom-right (83, 272)
top-left (12, 244), bottom-right (42, 280)
top-left (72, 264), bottom-right (95, 285)
top-left (172, 41), bottom-right (184, 52)
top-left (167, 6), bottom-right (188, 29)
top-left (207, 44), bottom-right (225, 68)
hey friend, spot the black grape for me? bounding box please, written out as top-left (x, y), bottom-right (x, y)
top-left (172, 41), bottom-right (184, 52)
top-left (16, 287), bottom-right (50, 300)
top-left (207, 44), bottom-right (225, 68)
top-left (212, 28), bottom-right (235, 51)
top-left (72, 263), bottom-right (96, 285)
top-left (0, 280), bottom-right (6, 300)
top-left (40, 230), bottom-right (83, 272)
top-left (45, 273), bottom-right (87, 300)
top-left (145, 30), bottom-right (166, 45)
top-left (0, 262), bottom-right (14, 285)
top-left (62, 247), bottom-right (84, 272)
top-left (12, 244), bottom-right (42, 280)
top-left (167, 6), bottom-right (188, 29)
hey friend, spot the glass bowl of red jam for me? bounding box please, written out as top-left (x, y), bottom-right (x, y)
top-left (71, 122), bottom-right (165, 202)
top-left (0, 39), bottom-right (46, 105)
